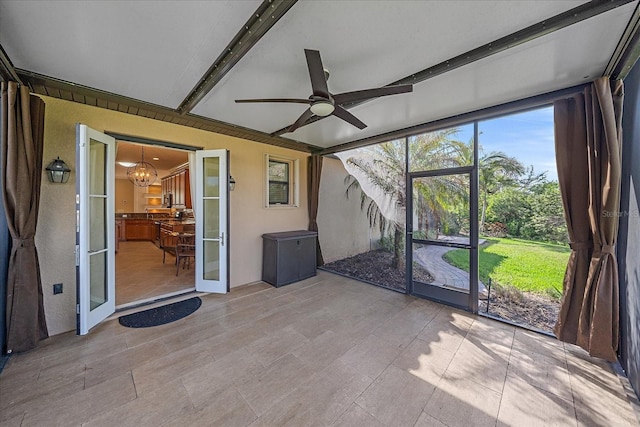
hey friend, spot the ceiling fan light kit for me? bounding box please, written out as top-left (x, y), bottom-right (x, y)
top-left (310, 101), bottom-right (335, 117)
top-left (235, 49), bottom-right (413, 134)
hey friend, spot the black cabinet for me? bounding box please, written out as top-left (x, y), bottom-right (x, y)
top-left (262, 230), bottom-right (318, 287)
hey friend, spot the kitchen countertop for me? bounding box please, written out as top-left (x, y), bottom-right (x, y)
top-left (158, 220), bottom-right (195, 225)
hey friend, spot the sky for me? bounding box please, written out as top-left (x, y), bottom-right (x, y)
top-left (478, 106), bottom-right (557, 182)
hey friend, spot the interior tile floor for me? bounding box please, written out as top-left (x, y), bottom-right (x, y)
top-left (1, 271), bottom-right (639, 426)
top-left (116, 241), bottom-right (194, 306)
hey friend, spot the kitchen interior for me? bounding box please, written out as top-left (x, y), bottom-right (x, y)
top-left (115, 141), bottom-right (195, 307)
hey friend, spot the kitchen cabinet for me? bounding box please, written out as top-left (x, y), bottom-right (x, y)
top-left (161, 168), bottom-right (191, 208)
top-left (124, 219), bottom-right (154, 241)
top-left (262, 230), bottom-right (318, 287)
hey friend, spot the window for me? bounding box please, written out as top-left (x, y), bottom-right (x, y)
top-left (265, 154), bottom-right (299, 207)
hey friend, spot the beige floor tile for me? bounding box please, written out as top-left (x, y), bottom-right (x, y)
top-left (416, 307), bottom-right (473, 353)
top-left (507, 347), bottom-right (572, 400)
top-left (0, 362), bottom-right (86, 423)
top-left (254, 360), bottom-right (373, 426)
top-left (372, 300), bottom-right (442, 349)
top-left (512, 327), bottom-right (565, 359)
top-left (424, 372), bottom-right (502, 427)
top-left (393, 336), bottom-right (456, 384)
top-left (338, 333), bottom-right (403, 379)
top-left (443, 336), bottom-right (511, 394)
top-left (83, 378), bottom-right (195, 427)
top-left (497, 374), bottom-right (577, 427)
top-left (293, 330), bottom-right (362, 371)
top-left (414, 411), bottom-right (448, 427)
top-left (245, 326), bottom-right (309, 366)
top-left (356, 364), bottom-right (434, 426)
top-left (22, 371), bottom-right (137, 426)
top-left (131, 340), bottom-right (214, 396)
top-left (180, 388), bottom-right (257, 427)
top-left (161, 318), bottom-right (227, 353)
top-left (237, 353), bottom-right (315, 416)
top-left (2, 271), bottom-right (638, 427)
top-left (0, 412), bottom-right (25, 427)
top-left (331, 403), bottom-right (385, 427)
top-left (182, 348), bottom-right (266, 409)
top-left (84, 339), bottom-right (168, 388)
top-left (464, 318), bottom-right (515, 355)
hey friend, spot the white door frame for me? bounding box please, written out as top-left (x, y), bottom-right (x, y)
top-left (194, 149), bottom-right (229, 293)
top-left (76, 124), bottom-right (116, 335)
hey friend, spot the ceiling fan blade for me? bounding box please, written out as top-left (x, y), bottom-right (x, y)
top-left (287, 108), bottom-right (316, 133)
top-left (305, 49), bottom-right (330, 98)
top-left (332, 106), bottom-right (367, 129)
top-left (333, 84), bottom-right (413, 104)
top-left (235, 98), bottom-right (311, 104)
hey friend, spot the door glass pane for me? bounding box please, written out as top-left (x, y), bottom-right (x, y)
top-left (89, 252), bottom-right (107, 310)
top-left (413, 243), bottom-right (470, 293)
top-left (89, 196), bottom-right (106, 251)
top-left (412, 174), bottom-right (470, 245)
top-left (408, 124), bottom-right (474, 172)
top-left (89, 139), bottom-right (106, 195)
top-left (203, 241), bottom-right (220, 280)
top-left (204, 199), bottom-right (219, 238)
top-left (203, 157), bottom-right (220, 197)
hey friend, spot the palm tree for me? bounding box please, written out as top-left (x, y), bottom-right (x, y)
top-left (346, 140), bottom-right (406, 269)
top-left (344, 130), bottom-right (469, 269)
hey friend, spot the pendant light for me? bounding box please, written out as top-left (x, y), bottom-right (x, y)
top-left (127, 147), bottom-right (157, 187)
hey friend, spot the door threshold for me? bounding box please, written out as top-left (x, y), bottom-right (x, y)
top-left (110, 288), bottom-right (197, 320)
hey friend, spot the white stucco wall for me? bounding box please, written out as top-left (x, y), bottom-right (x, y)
top-left (317, 157), bottom-right (381, 263)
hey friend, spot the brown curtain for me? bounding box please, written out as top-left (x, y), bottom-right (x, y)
top-left (1, 81), bottom-right (48, 353)
top-left (554, 77), bottom-right (623, 361)
top-left (308, 154), bottom-right (324, 266)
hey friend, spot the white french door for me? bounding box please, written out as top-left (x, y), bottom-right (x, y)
top-left (194, 149), bottom-right (228, 293)
top-left (76, 124), bottom-right (116, 335)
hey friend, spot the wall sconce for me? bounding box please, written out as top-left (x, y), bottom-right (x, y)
top-left (45, 157), bottom-right (71, 183)
top-left (229, 175), bottom-right (236, 191)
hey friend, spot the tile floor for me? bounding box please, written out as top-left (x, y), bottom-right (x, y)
top-left (116, 241), bottom-right (194, 306)
top-left (1, 271), bottom-right (639, 426)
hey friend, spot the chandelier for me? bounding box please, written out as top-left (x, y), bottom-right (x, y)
top-left (127, 147), bottom-right (157, 187)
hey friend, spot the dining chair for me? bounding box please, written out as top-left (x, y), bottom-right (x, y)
top-left (176, 235), bottom-right (196, 276)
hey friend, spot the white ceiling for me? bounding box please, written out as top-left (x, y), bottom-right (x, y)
top-left (114, 141), bottom-right (188, 180)
top-left (1, 0), bottom-right (636, 150)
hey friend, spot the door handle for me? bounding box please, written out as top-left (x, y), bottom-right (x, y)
top-left (220, 232), bottom-right (224, 247)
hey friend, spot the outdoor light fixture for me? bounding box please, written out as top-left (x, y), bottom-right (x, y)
top-left (45, 157), bottom-right (71, 183)
top-left (229, 175), bottom-right (236, 191)
top-left (310, 101), bottom-right (334, 117)
top-left (127, 147), bottom-right (157, 187)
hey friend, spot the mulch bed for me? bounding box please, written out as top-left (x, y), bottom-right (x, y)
top-left (480, 286), bottom-right (559, 332)
top-left (323, 249), bottom-right (559, 333)
top-left (322, 249), bottom-right (433, 291)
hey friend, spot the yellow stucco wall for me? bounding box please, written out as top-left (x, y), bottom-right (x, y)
top-left (36, 96), bottom-right (309, 335)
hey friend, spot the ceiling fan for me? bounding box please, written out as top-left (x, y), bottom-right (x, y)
top-left (235, 49), bottom-right (413, 134)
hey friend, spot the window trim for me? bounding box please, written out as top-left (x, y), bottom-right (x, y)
top-left (264, 154), bottom-right (299, 208)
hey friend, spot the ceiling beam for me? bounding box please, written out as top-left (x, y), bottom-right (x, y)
top-left (271, 0), bottom-right (635, 137)
top-left (0, 43), bottom-right (22, 84)
top-left (17, 68), bottom-right (318, 153)
top-left (176, 0), bottom-right (298, 115)
top-left (606, 1), bottom-right (640, 79)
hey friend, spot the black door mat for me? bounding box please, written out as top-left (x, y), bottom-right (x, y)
top-left (118, 297), bottom-right (202, 328)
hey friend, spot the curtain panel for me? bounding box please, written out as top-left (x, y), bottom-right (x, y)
top-left (1, 81), bottom-right (48, 353)
top-left (307, 154), bottom-right (324, 266)
top-left (554, 77), bottom-right (623, 361)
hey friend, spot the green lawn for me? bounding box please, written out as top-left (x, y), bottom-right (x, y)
top-left (442, 237), bottom-right (570, 299)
